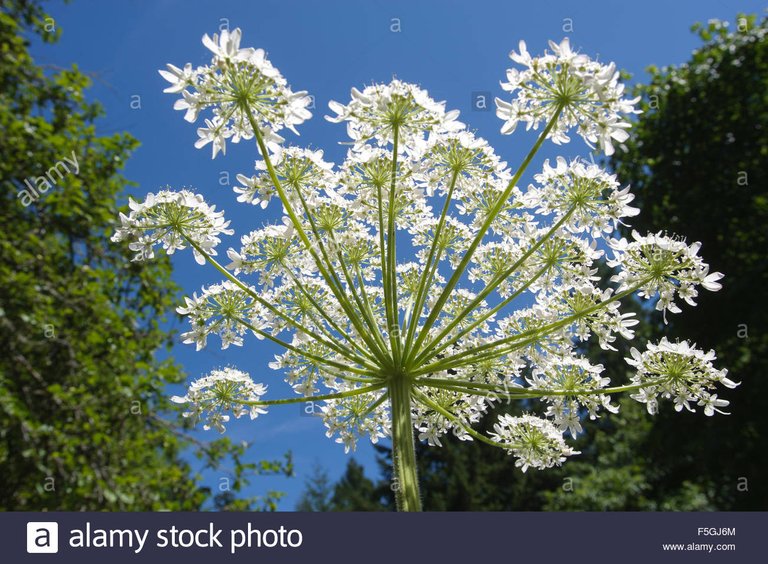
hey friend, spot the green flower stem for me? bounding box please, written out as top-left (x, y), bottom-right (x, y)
top-left (357, 392), bottom-right (389, 419)
top-left (386, 125), bottom-right (403, 364)
top-left (325, 230), bottom-right (392, 360)
top-left (412, 389), bottom-right (509, 449)
top-left (411, 206), bottom-right (577, 368)
top-left (182, 234), bottom-right (379, 371)
top-left (415, 376), bottom-right (670, 400)
top-left (235, 323), bottom-right (376, 377)
top-left (413, 279), bottom-right (651, 376)
top-left (375, 181), bottom-right (390, 346)
top-left (389, 375), bottom-right (421, 511)
top-left (234, 317), bottom-right (378, 380)
top-left (237, 383), bottom-right (387, 407)
top-left (248, 117), bottom-right (389, 366)
top-left (412, 263), bottom-right (549, 370)
top-left (290, 180), bottom-right (391, 363)
top-left (402, 169), bottom-right (460, 360)
top-left (283, 267), bottom-right (379, 364)
top-left (406, 106), bottom-right (565, 366)
top-left (351, 262), bottom-right (392, 357)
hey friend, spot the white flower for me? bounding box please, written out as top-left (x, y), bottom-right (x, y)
top-left (194, 117), bottom-right (233, 158)
top-left (326, 80), bottom-right (464, 150)
top-left (110, 189), bottom-right (233, 264)
top-left (495, 38), bottom-right (640, 154)
top-left (160, 28), bottom-right (312, 158)
top-left (202, 28), bottom-right (252, 63)
top-left (233, 146), bottom-right (335, 209)
top-left (489, 414), bottom-right (579, 472)
top-left (607, 231), bottom-right (724, 321)
top-left (625, 338), bottom-right (738, 415)
top-left (171, 367), bottom-right (268, 432)
top-left (320, 385), bottom-right (389, 453)
top-left (527, 355), bottom-right (618, 437)
top-left (413, 385), bottom-right (492, 447)
top-left (225, 222), bottom-right (300, 286)
top-left (526, 156), bottom-right (639, 237)
top-left (158, 63), bottom-right (197, 94)
top-left (177, 281), bottom-right (269, 350)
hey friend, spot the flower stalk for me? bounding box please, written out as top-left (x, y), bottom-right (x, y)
top-left (389, 375), bottom-right (421, 512)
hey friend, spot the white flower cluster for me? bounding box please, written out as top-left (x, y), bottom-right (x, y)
top-left (321, 385), bottom-right (390, 453)
top-left (607, 230), bottom-right (724, 321)
top-left (119, 31), bottom-right (734, 479)
top-left (226, 222), bottom-right (300, 286)
top-left (415, 387), bottom-right (492, 447)
top-left (525, 157), bottom-right (639, 237)
top-left (111, 189), bottom-right (232, 264)
top-left (489, 414), bottom-right (579, 472)
top-left (176, 281), bottom-right (268, 350)
top-left (160, 28), bottom-right (312, 158)
top-left (234, 147), bottom-right (334, 209)
top-left (526, 355), bottom-right (618, 438)
top-left (625, 338), bottom-right (738, 416)
top-left (495, 38), bottom-right (640, 154)
top-left (327, 79), bottom-right (464, 150)
top-left (170, 368), bottom-right (268, 433)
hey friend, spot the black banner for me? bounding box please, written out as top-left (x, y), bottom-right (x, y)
top-left (4, 511), bottom-right (766, 563)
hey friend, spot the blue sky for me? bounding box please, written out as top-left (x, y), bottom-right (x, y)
top-left (30, 0), bottom-right (766, 510)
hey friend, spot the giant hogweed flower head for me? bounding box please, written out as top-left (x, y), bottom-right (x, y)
top-left (170, 367), bottom-right (268, 433)
top-left (326, 79), bottom-right (465, 150)
top-left (114, 29), bottom-right (732, 511)
top-left (495, 38), bottom-right (641, 154)
top-left (625, 338), bottom-right (739, 416)
top-left (490, 414), bottom-right (579, 472)
top-left (606, 230), bottom-right (724, 321)
top-left (111, 189), bottom-right (233, 264)
top-left (160, 28), bottom-right (312, 158)
top-left (525, 156), bottom-right (639, 237)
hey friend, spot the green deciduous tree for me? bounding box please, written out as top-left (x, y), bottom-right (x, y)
top-left (0, 0), bottom-right (290, 510)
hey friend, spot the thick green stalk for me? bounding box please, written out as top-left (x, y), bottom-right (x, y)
top-left (389, 375), bottom-right (421, 511)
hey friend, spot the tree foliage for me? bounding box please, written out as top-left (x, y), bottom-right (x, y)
top-left (296, 459), bottom-right (383, 511)
top-left (0, 0), bottom-right (290, 510)
top-left (607, 13), bottom-right (768, 510)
